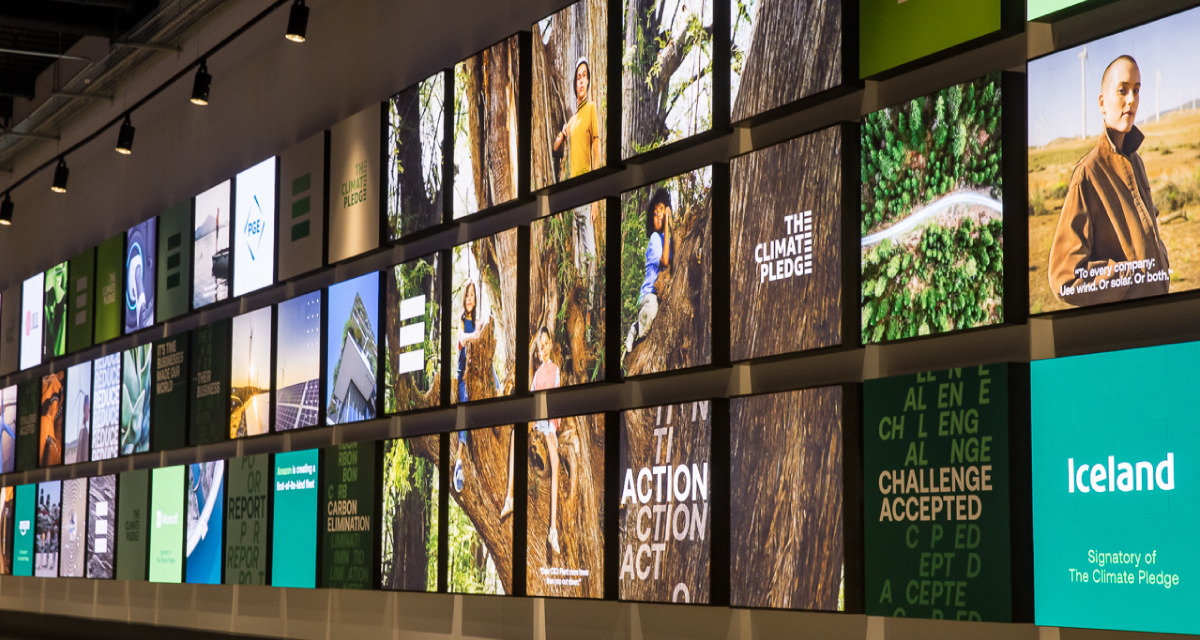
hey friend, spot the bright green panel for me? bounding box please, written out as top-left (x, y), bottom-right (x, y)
top-left (1033, 342), bottom-right (1200, 634)
top-left (1028, 0), bottom-right (1088, 19)
top-left (860, 0), bottom-right (1003, 78)
top-left (148, 466), bottom-right (184, 583)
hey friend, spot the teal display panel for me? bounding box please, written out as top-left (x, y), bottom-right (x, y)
top-left (13, 483), bottom-right (35, 576)
top-left (272, 449), bottom-right (319, 588)
top-left (148, 466), bottom-right (185, 583)
top-left (1033, 342), bottom-right (1200, 634)
top-left (115, 469), bottom-right (150, 581)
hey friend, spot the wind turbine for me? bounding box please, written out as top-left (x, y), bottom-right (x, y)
top-left (1079, 45), bottom-right (1088, 140)
top-left (1156, 68), bottom-right (1162, 123)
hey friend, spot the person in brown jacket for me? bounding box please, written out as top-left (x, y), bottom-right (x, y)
top-left (1048, 55), bottom-right (1171, 307)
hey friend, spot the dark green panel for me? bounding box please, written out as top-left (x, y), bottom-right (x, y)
top-left (863, 364), bottom-right (1012, 621)
top-left (67, 248), bottom-right (95, 353)
top-left (157, 201), bottom-right (193, 323)
top-left (115, 469), bottom-right (149, 581)
top-left (225, 454), bottom-right (270, 585)
top-left (189, 319), bottom-right (231, 447)
top-left (94, 234), bottom-right (124, 344)
top-left (321, 440), bottom-right (377, 589)
top-left (15, 380), bottom-right (39, 472)
top-left (152, 333), bottom-right (189, 452)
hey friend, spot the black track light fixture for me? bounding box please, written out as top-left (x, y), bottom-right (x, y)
top-left (116, 114), bottom-right (136, 155)
top-left (0, 193), bottom-right (12, 226)
top-left (286, 0), bottom-right (309, 43)
top-left (191, 60), bottom-right (212, 105)
top-left (51, 158), bottom-right (69, 194)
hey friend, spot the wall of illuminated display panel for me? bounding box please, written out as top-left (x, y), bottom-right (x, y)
top-left (0, 0), bottom-right (1195, 637)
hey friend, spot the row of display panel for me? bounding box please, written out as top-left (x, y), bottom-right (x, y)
top-left (0, 336), bottom-right (1193, 635)
top-left (2, 0), bottom-right (1192, 373)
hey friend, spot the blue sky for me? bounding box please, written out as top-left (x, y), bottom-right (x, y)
top-left (1028, 6), bottom-right (1200, 147)
top-left (277, 290), bottom-right (321, 388)
top-left (325, 272), bottom-right (379, 377)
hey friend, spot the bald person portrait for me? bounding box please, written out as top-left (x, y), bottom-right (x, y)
top-left (1047, 55), bottom-right (1171, 306)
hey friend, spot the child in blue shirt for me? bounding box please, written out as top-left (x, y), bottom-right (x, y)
top-left (625, 188), bottom-right (672, 353)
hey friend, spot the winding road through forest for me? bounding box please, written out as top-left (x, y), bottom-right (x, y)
top-left (862, 191), bottom-right (1003, 246)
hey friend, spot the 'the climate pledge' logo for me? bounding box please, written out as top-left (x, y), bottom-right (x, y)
top-left (755, 210), bottom-right (813, 283)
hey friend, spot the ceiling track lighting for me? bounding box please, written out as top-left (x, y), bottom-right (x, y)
top-left (116, 114), bottom-right (136, 154)
top-left (51, 158), bottom-right (69, 194)
top-left (286, 0), bottom-right (309, 43)
top-left (0, 193), bottom-right (12, 226)
top-left (191, 59), bottom-right (212, 105)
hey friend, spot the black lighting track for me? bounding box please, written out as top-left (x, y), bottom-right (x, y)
top-left (2, 0), bottom-right (293, 196)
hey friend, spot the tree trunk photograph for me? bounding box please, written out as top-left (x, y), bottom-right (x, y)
top-left (385, 257), bottom-right (442, 413)
top-left (526, 413), bottom-right (605, 598)
top-left (387, 72), bottom-right (446, 240)
top-left (621, 0), bottom-right (714, 159)
top-left (529, 202), bottom-right (607, 389)
top-left (619, 402), bottom-right (711, 603)
top-left (429, 424), bottom-right (515, 595)
top-left (381, 435), bottom-right (440, 592)
top-left (619, 168), bottom-right (712, 377)
top-left (729, 128), bottom-right (842, 361)
top-left (730, 0), bottom-right (843, 122)
top-left (453, 36), bottom-right (521, 219)
top-left (532, 0), bottom-right (608, 190)
top-left (452, 230), bottom-right (518, 403)
top-left (730, 388), bottom-right (844, 610)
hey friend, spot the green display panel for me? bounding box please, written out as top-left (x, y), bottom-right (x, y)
top-left (860, 0), bottom-right (1003, 78)
top-left (226, 454), bottom-right (270, 585)
top-left (148, 465), bottom-right (185, 583)
top-left (67, 247), bottom-right (96, 353)
top-left (157, 200), bottom-right (193, 323)
top-left (190, 319), bottom-right (231, 446)
top-left (94, 234), bottom-right (124, 344)
top-left (864, 365), bottom-right (1014, 621)
top-left (13, 483), bottom-right (35, 576)
top-left (15, 379), bottom-right (39, 472)
top-left (1033, 342), bottom-right (1200, 634)
top-left (1028, 0), bottom-right (1089, 19)
top-left (321, 441), bottom-right (378, 589)
top-left (152, 333), bottom-right (189, 451)
top-left (272, 449), bottom-right (319, 588)
top-left (115, 469), bottom-right (150, 581)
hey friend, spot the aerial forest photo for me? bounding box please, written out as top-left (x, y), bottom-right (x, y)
top-left (532, 0), bottom-right (608, 190)
top-left (622, 0), bottom-right (713, 159)
top-left (620, 168), bottom-right (712, 377)
top-left (387, 72), bottom-right (446, 240)
top-left (453, 36), bottom-right (522, 219)
top-left (530, 202), bottom-right (607, 389)
top-left (731, 0), bottom-right (842, 122)
top-left (860, 73), bottom-right (1005, 343)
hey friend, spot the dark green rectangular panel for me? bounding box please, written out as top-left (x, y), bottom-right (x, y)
top-left (157, 201), bottom-right (192, 323)
top-left (226, 454), bottom-right (270, 585)
top-left (291, 220), bottom-right (310, 242)
top-left (321, 440), bottom-right (377, 589)
top-left (863, 364), bottom-right (1012, 621)
top-left (115, 469), bottom-right (149, 581)
top-left (292, 196), bottom-right (311, 218)
top-left (189, 319), bottom-right (230, 446)
top-left (67, 247), bottom-right (95, 353)
top-left (94, 234), bottom-right (124, 344)
top-left (15, 380), bottom-right (39, 472)
top-left (292, 173), bottom-right (311, 195)
top-left (152, 333), bottom-right (189, 452)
